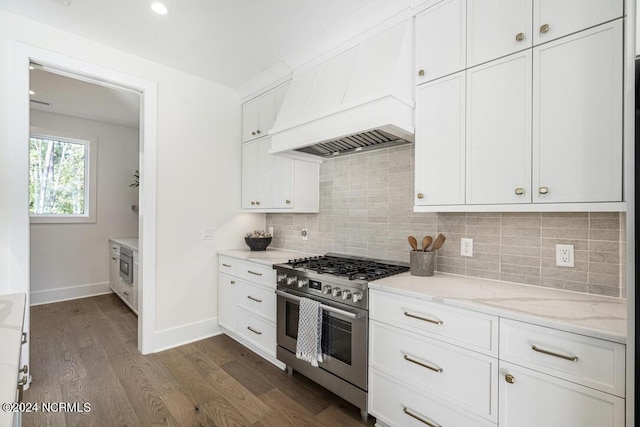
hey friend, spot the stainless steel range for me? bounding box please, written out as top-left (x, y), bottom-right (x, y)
top-left (273, 254), bottom-right (409, 421)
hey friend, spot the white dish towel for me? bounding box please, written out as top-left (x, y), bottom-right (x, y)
top-left (296, 297), bottom-right (323, 367)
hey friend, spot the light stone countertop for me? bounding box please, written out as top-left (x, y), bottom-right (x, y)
top-left (370, 272), bottom-right (627, 344)
top-left (0, 293), bottom-right (26, 427)
top-left (110, 237), bottom-right (139, 251)
top-left (217, 248), bottom-right (320, 267)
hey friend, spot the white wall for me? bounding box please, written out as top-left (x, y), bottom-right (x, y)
top-left (29, 110), bottom-right (139, 304)
top-left (0, 10), bottom-right (265, 351)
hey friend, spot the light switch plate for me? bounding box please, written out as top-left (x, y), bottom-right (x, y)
top-left (202, 228), bottom-right (215, 240)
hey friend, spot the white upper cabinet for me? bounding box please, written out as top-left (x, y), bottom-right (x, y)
top-left (415, 71), bottom-right (466, 206)
top-left (242, 90), bottom-right (275, 143)
top-left (467, 0), bottom-right (532, 68)
top-left (533, 0), bottom-right (623, 45)
top-left (415, 0), bottom-right (466, 84)
top-left (533, 21), bottom-right (623, 203)
top-left (466, 50), bottom-right (532, 205)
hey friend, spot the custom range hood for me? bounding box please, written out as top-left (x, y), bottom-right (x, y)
top-left (269, 19), bottom-right (414, 159)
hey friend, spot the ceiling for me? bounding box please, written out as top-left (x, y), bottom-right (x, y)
top-left (30, 67), bottom-right (140, 128)
top-left (0, 0), bottom-right (378, 89)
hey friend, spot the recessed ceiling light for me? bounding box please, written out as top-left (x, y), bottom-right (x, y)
top-left (150, 2), bottom-right (168, 15)
top-left (29, 90), bottom-right (35, 95)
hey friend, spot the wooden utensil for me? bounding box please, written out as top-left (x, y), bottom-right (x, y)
top-left (430, 233), bottom-right (446, 251)
top-left (421, 236), bottom-right (433, 252)
top-left (408, 236), bottom-right (418, 251)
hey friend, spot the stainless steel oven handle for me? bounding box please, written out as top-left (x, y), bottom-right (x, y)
top-left (275, 290), bottom-right (360, 319)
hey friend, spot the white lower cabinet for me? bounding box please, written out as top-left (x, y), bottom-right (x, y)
top-left (217, 255), bottom-right (283, 368)
top-left (368, 289), bottom-right (626, 427)
top-left (499, 361), bottom-right (625, 427)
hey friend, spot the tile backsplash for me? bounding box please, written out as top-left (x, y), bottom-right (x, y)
top-left (266, 145), bottom-right (625, 298)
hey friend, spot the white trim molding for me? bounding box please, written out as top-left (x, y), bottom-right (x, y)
top-left (150, 318), bottom-right (224, 353)
top-left (30, 281), bottom-right (112, 306)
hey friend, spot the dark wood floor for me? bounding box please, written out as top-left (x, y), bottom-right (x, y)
top-left (23, 294), bottom-right (374, 427)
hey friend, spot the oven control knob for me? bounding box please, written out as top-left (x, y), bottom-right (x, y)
top-left (277, 273), bottom-right (287, 283)
top-left (341, 290), bottom-right (352, 300)
top-left (332, 288), bottom-right (342, 297)
top-left (297, 278), bottom-right (308, 288)
top-left (322, 285), bottom-right (332, 295)
top-left (286, 276), bottom-right (297, 286)
top-left (352, 292), bottom-right (363, 303)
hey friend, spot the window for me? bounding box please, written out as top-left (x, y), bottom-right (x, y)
top-left (29, 127), bottom-right (97, 223)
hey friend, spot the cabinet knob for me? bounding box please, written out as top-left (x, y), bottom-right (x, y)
top-left (418, 69), bottom-right (425, 77)
top-left (540, 24), bottom-right (550, 33)
top-left (256, 130), bottom-right (261, 134)
top-left (230, 280), bottom-right (235, 284)
top-left (19, 365), bottom-right (28, 374)
top-left (123, 291), bottom-right (129, 296)
top-left (515, 32), bottom-right (525, 41)
top-left (256, 201), bottom-right (261, 205)
top-left (515, 187), bottom-right (524, 195)
top-left (505, 374), bottom-right (516, 384)
top-left (251, 201), bottom-right (256, 205)
top-left (285, 199), bottom-right (291, 204)
top-left (539, 186), bottom-right (549, 195)
top-left (417, 193), bottom-right (424, 199)
top-left (251, 131), bottom-right (256, 136)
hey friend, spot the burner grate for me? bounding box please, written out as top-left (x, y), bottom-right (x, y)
top-left (286, 255), bottom-right (408, 281)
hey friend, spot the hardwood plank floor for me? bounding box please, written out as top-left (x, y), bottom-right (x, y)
top-left (23, 294), bottom-right (375, 427)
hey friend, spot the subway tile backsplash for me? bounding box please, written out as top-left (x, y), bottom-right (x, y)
top-left (266, 145), bottom-right (625, 298)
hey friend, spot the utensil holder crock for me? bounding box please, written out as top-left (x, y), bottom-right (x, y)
top-left (410, 250), bottom-right (435, 276)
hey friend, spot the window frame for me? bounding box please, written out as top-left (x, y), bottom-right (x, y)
top-left (29, 126), bottom-right (98, 224)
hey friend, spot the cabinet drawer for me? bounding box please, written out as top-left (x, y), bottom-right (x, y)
top-left (369, 369), bottom-right (496, 427)
top-left (370, 290), bottom-right (498, 356)
top-left (237, 309), bottom-right (276, 356)
top-left (237, 280), bottom-right (276, 322)
top-left (110, 244), bottom-right (120, 255)
top-left (499, 361), bottom-right (624, 427)
top-left (121, 281), bottom-right (134, 309)
top-left (219, 256), bottom-right (238, 276)
top-left (370, 320), bottom-right (497, 422)
top-left (237, 260), bottom-right (276, 287)
top-left (499, 319), bottom-right (625, 397)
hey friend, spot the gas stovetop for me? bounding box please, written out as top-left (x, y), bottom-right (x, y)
top-left (273, 254), bottom-right (409, 308)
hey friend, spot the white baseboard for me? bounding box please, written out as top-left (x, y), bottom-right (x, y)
top-left (150, 317), bottom-right (224, 353)
top-left (30, 281), bottom-right (112, 305)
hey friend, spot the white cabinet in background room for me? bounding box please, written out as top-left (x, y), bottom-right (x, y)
top-left (242, 82), bottom-right (320, 213)
top-left (414, 71), bottom-right (466, 206)
top-left (533, 21), bottom-right (622, 204)
top-left (109, 243), bottom-right (120, 295)
top-left (415, 0), bottom-right (466, 84)
top-left (108, 241), bottom-right (138, 314)
top-left (217, 255), bottom-right (283, 368)
top-left (466, 0), bottom-right (532, 68)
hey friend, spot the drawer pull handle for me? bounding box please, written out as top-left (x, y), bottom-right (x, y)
top-left (20, 365), bottom-right (28, 375)
top-left (505, 373), bottom-right (516, 384)
top-left (404, 311), bottom-right (443, 325)
top-left (222, 263), bottom-right (232, 267)
top-left (21, 332), bottom-right (28, 345)
top-left (230, 280), bottom-right (236, 284)
top-left (247, 326), bottom-right (262, 335)
top-left (403, 354), bottom-right (443, 373)
top-left (402, 406), bottom-right (441, 427)
top-left (531, 345), bottom-right (578, 362)
top-left (247, 270), bottom-right (263, 276)
top-left (247, 295), bottom-right (262, 303)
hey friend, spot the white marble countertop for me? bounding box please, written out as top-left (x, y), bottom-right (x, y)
top-left (0, 293), bottom-right (26, 427)
top-left (217, 248), bottom-right (319, 266)
top-left (110, 237), bottom-right (139, 251)
top-left (370, 272), bottom-right (627, 344)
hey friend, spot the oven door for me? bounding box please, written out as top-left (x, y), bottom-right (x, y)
top-left (276, 288), bottom-right (368, 390)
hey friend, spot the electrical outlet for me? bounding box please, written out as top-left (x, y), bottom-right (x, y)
top-left (202, 228), bottom-right (215, 240)
top-left (268, 226), bottom-right (274, 236)
top-left (556, 244), bottom-right (574, 267)
top-left (461, 238), bottom-right (473, 257)
top-left (301, 228), bottom-right (308, 241)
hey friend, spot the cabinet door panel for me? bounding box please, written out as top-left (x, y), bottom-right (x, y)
top-left (533, 0), bottom-right (623, 45)
top-left (256, 138), bottom-right (275, 208)
top-left (466, 51), bottom-right (532, 204)
top-left (257, 91), bottom-right (275, 138)
top-left (415, 0), bottom-right (466, 84)
top-left (242, 98), bottom-right (260, 143)
top-left (415, 72), bottom-right (466, 206)
top-left (499, 362), bottom-right (624, 427)
top-left (273, 155), bottom-right (293, 209)
top-left (533, 21), bottom-right (622, 203)
top-left (218, 274), bottom-right (238, 332)
top-left (467, 0), bottom-right (532, 67)
top-left (241, 141), bottom-right (259, 208)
